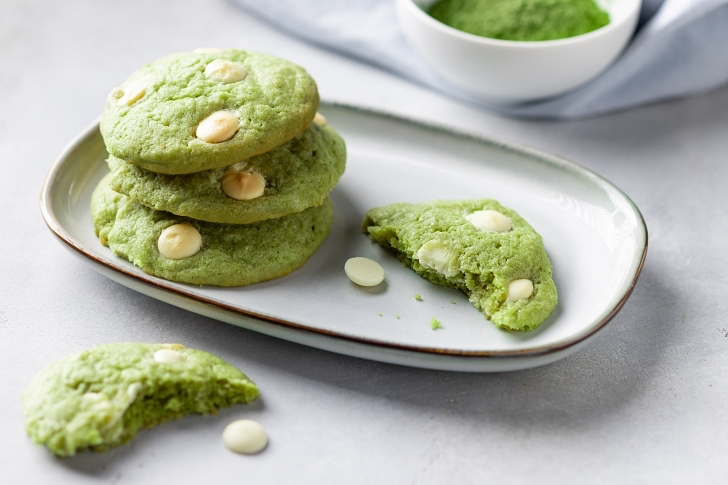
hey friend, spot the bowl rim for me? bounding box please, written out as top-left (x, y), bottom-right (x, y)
top-left (398, 0), bottom-right (643, 49)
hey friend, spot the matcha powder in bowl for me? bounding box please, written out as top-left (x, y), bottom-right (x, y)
top-left (428, 0), bottom-right (610, 41)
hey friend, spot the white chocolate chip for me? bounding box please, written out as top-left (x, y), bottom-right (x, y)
top-left (465, 210), bottom-right (512, 233)
top-left (126, 383), bottom-right (143, 399)
top-left (507, 279), bottom-right (534, 302)
top-left (313, 112), bottom-right (327, 126)
top-left (117, 79), bottom-right (147, 107)
top-left (416, 241), bottom-right (459, 277)
top-left (344, 257), bottom-right (385, 287)
top-left (153, 348), bottom-right (185, 363)
top-left (220, 171), bottom-right (266, 200)
top-left (205, 59), bottom-right (248, 83)
top-left (196, 111), bottom-right (239, 143)
top-left (193, 47), bottom-right (222, 53)
top-left (157, 223), bottom-right (202, 259)
top-left (223, 420), bottom-right (268, 454)
top-left (82, 392), bottom-right (112, 410)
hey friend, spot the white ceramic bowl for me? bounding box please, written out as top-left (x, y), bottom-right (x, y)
top-left (396, 0), bottom-right (641, 103)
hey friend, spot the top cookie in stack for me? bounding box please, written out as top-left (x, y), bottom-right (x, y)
top-left (93, 49), bottom-right (346, 286)
top-left (101, 49), bottom-right (320, 174)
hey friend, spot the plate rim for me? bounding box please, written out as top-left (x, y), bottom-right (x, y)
top-left (40, 102), bottom-right (648, 364)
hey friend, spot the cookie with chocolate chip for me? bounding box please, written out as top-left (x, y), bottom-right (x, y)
top-left (22, 343), bottom-right (259, 456)
top-left (362, 200), bottom-right (558, 331)
top-left (100, 49), bottom-right (319, 174)
top-left (108, 122), bottom-right (345, 224)
top-left (91, 174), bottom-right (333, 286)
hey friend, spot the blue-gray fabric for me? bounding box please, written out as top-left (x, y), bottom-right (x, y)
top-left (231, 0), bottom-right (728, 119)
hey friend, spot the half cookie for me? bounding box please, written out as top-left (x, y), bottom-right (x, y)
top-left (100, 49), bottom-right (319, 174)
top-left (22, 343), bottom-right (259, 456)
top-left (108, 122), bottom-right (346, 224)
top-left (362, 200), bottom-right (557, 331)
top-left (92, 174), bottom-right (333, 286)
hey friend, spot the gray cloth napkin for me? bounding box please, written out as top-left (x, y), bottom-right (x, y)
top-left (232, 0), bottom-right (728, 119)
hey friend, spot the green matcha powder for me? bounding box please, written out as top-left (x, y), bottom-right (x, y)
top-left (428, 0), bottom-right (610, 42)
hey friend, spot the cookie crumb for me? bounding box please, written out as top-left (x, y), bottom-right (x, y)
top-left (430, 318), bottom-right (443, 330)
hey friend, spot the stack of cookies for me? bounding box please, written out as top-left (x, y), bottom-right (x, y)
top-left (91, 49), bottom-right (346, 286)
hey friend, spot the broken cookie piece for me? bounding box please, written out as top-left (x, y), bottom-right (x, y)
top-left (22, 343), bottom-right (260, 456)
top-left (362, 199), bottom-right (557, 331)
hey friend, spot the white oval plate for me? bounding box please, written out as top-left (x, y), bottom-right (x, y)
top-left (41, 103), bottom-right (647, 372)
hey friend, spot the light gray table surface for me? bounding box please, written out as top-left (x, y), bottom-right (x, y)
top-left (2, 1), bottom-right (726, 483)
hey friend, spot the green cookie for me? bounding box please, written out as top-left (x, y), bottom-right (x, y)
top-left (100, 49), bottom-right (319, 174)
top-left (22, 343), bottom-right (259, 457)
top-left (91, 174), bottom-right (333, 286)
top-left (108, 123), bottom-right (346, 224)
top-left (362, 200), bottom-right (557, 331)
top-left (91, 176), bottom-right (125, 246)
